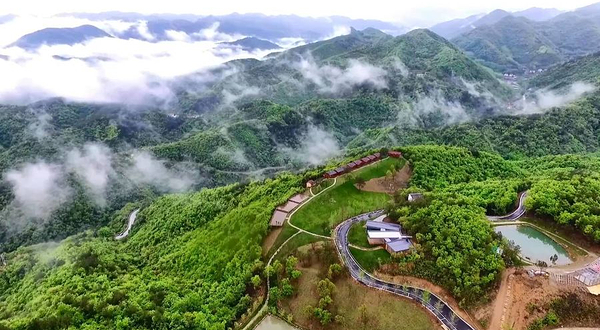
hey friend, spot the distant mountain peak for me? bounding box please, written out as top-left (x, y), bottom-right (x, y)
top-left (220, 37), bottom-right (281, 51)
top-left (11, 25), bottom-right (111, 50)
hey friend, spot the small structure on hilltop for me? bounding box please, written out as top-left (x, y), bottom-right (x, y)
top-left (388, 151), bottom-right (402, 158)
top-left (269, 193), bottom-right (310, 227)
top-left (365, 220), bottom-right (412, 254)
top-left (270, 210), bottom-right (287, 227)
top-left (306, 180), bottom-right (316, 188)
top-left (408, 193), bottom-right (424, 202)
top-left (322, 152), bottom-right (382, 179)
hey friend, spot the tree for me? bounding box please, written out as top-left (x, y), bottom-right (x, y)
top-left (536, 260), bottom-right (548, 273)
top-left (251, 275), bottom-right (261, 289)
top-left (328, 263), bottom-right (342, 279)
top-left (355, 177), bottom-right (367, 189)
top-left (357, 304), bottom-right (369, 330)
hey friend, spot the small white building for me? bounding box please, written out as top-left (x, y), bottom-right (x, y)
top-left (407, 193), bottom-right (424, 202)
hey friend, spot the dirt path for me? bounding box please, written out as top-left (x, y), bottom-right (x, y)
top-left (357, 163), bottom-right (411, 194)
top-left (488, 269), bottom-right (514, 330)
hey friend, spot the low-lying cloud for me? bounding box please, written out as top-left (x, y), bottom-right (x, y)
top-left (126, 151), bottom-right (199, 193)
top-left (5, 161), bottom-right (71, 220)
top-left (66, 143), bottom-right (114, 206)
top-left (292, 125), bottom-right (343, 166)
top-left (294, 57), bottom-right (388, 94)
top-left (0, 16), bottom-right (277, 105)
top-left (517, 82), bottom-right (596, 114)
top-left (2, 143), bottom-right (201, 232)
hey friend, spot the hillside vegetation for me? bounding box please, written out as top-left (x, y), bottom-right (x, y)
top-left (453, 7), bottom-right (600, 72)
top-left (0, 173), bottom-right (307, 329)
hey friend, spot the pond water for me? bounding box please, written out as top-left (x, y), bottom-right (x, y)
top-left (495, 225), bottom-right (572, 266)
top-left (255, 315), bottom-right (299, 330)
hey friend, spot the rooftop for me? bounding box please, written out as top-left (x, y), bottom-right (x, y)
top-left (386, 238), bottom-right (412, 253)
top-left (269, 210), bottom-right (287, 227)
top-left (368, 230), bottom-right (403, 239)
top-left (366, 220), bottom-right (401, 231)
top-left (289, 193), bottom-right (309, 204)
top-left (277, 200), bottom-right (300, 213)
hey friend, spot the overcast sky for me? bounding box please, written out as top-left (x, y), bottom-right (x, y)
top-left (4, 0), bottom-right (599, 26)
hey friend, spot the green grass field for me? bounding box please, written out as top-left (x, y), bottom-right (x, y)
top-left (348, 221), bottom-right (372, 248)
top-left (354, 157), bottom-right (405, 181)
top-left (350, 247), bottom-right (392, 272)
top-left (292, 180), bottom-right (391, 236)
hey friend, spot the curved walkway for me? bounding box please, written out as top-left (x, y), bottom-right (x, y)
top-left (334, 210), bottom-right (476, 330)
top-left (286, 178), bottom-right (337, 240)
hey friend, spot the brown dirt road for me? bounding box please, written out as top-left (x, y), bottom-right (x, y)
top-left (487, 269), bottom-right (514, 330)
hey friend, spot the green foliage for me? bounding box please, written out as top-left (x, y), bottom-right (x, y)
top-left (401, 145), bottom-right (522, 189)
top-left (401, 198), bottom-right (504, 305)
top-left (0, 172), bottom-right (305, 329)
top-left (347, 221), bottom-right (371, 248)
top-left (293, 180), bottom-right (390, 236)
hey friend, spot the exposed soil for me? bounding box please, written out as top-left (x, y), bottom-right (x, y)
top-left (474, 268), bottom-right (600, 330)
top-left (262, 227), bottom-right (283, 256)
top-left (357, 163), bottom-right (411, 194)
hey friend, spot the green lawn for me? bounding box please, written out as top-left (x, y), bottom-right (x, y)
top-left (291, 180), bottom-right (391, 236)
top-left (350, 247), bottom-right (392, 272)
top-left (274, 232), bottom-right (327, 262)
top-left (348, 221), bottom-right (372, 248)
top-left (354, 157), bottom-right (406, 181)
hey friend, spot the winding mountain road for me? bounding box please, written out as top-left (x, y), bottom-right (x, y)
top-left (487, 191), bottom-right (528, 222)
top-left (334, 210), bottom-right (476, 330)
top-left (115, 209), bottom-right (140, 240)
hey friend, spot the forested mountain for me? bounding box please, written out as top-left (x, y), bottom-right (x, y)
top-left (11, 25), bottom-right (112, 50)
top-left (513, 7), bottom-right (564, 21)
top-left (452, 5), bottom-right (600, 72)
top-left (429, 10), bottom-right (510, 40)
top-left (220, 37), bottom-right (281, 51)
top-left (528, 52), bottom-right (600, 89)
top-left (61, 12), bottom-right (408, 42)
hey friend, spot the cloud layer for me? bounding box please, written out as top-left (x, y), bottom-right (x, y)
top-left (0, 16), bottom-right (276, 105)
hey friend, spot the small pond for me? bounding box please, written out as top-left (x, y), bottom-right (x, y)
top-left (255, 315), bottom-right (299, 330)
top-left (495, 225), bottom-right (572, 266)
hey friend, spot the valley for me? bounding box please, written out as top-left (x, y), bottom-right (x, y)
top-left (2, 3), bottom-right (600, 330)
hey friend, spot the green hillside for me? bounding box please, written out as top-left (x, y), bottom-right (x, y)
top-left (453, 9), bottom-right (600, 72)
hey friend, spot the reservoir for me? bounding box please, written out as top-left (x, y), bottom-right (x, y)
top-left (495, 225), bottom-right (572, 266)
top-left (255, 315), bottom-right (299, 330)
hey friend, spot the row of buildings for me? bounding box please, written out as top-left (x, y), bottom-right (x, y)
top-left (269, 193), bottom-right (310, 227)
top-left (323, 151), bottom-right (402, 179)
top-left (366, 215), bottom-right (413, 254)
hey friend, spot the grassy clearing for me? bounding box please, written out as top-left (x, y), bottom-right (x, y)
top-left (348, 221), bottom-right (371, 248)
top-left (292, 180), bottom-right (391, 236)
top-left (350, 247), bottom-right (392, 272)
top-left (267, 223), bottom-right (299, 259)
top-left (281, 262), bottom-right (436, 330)
top-left (274, 232), bottom-right (327, 263)
top-left (354, 157), bottom-right (406, 181)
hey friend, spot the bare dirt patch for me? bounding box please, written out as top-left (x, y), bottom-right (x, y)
top-left (474, 268), bottom-right (600, 330)
top-left (357, 163), bottom-right (411, 194)
top-left (262, 227), bottom-right (283, 256)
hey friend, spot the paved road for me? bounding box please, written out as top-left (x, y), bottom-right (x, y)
top-left (334, 211), bottom-right (476, 330)
top-left (487, 192), bottom-right (528, 222)
top-left (115, 209), bottom-right (140, 240)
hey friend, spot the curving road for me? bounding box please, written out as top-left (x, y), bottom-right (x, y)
top-left (115, 209), bottom-right (140, 240)
top-left (334, 211), bottom-right (476, 330)
top-left (487, 191), bottom-right (528, 222)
